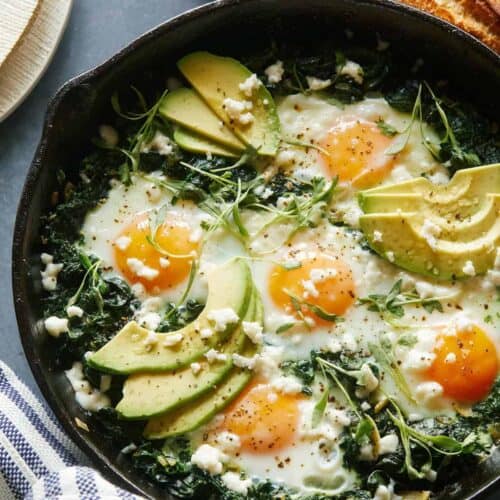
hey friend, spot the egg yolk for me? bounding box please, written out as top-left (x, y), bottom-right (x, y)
top-left (218, 382), bottom-right (302, 453)
top-left (114, 212), bottom-right (198, 292)
top-left (320, 118), bottom-right (395, 188)
top-left (269, 255), bottom-right (355, 325)
top-left (427, 325), bottom-right (498, 403)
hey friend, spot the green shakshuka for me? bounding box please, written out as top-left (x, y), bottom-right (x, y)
top-left (39, 45), bottom-right (500, 499)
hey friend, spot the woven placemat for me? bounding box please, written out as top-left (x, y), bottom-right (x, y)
top-left (0, 0), bottom-right (73, 122)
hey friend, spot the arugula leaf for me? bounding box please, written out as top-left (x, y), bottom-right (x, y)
top-left (312, 388), bottom-right (329, 428)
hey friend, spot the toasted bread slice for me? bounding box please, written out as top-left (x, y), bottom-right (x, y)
top-left (399, 0), bottom-right (500, 52)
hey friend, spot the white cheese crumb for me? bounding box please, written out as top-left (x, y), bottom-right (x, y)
top-left (421, 219), bottom-right (442, 250)
top-left (65, 362), bottom-right (110, 411)
top-left (301, 279), bottom-right (319, 299)
top-left (163, 333), bottom-right (183, 347)
top-left (271, 376), bottom-right (303, 394)
top-left (385, 251), bottom-right (395, 263)
top-left (216, 431), bottom-right (241, 453)
top-left (40, 255), bottom-right (63, 292)
top-left (205, 349), bottom-right (228, 363)
top-left (274, 149), bottom-right (295, 167)
top-left (221, 472), bottom-right (252, 495)
top-left (264, 60), bottom-right (284, 83)
top-left (306, 76), bottom-right (331, 90)
top-left (138, 312), bottom-right (162, 331)
top-left (66, 305), bottom-right (84, 318)
top-left (232, 353), bottom-right (257, 369)
top-left (189, 227), bottom-right (203, 243)
top-left (44, 316), bottom-right (69, 337)
top-left (200, 327), bottom-right (214, 339)
top-left (190, 444), bottom-right (226, 475)
top-left (239, 73), bottom-right (261, 97)
top-left (115, 236), bottom-right (131, 251)
top-left (190, 362), bottom-right (202, 374)
top-left (462, 260), bottom-right (476, 276)
top-left (207, 308), bottom-right (239, 332)
top-left (339, 60), bottom-right (364, 84)
top-left (127, 258), bottom-right (159, 280)
top-left (373, 230), bottom-right (383, 242)
top-left (379, 434), bottom-right (399, 455)
top-left (222, 98), bottom-right (254, 126)
top-left (99, 124), bottom-right (119, 147)
top-left (242, 321), bottom-right (263, 344)
top-left (141, 130), bottom-right (173, 155)
top-left (159, 257), bottom-right (170, 268)
top-left (445, 352), bottom-right (456, 364)
top-left (309, 267), bottom-right (337, 283)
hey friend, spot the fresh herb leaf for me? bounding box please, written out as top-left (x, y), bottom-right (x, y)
top-left (376, 118), bottom-right (398, 137)
top-left (312, 388), bottom-right (329, 427)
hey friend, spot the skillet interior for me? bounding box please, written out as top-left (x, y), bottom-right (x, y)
top-left (12, 0), bottom-right (500, 498)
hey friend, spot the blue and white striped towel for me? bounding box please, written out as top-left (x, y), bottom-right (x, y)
top-left (0, 361), bottom-right (144, 499)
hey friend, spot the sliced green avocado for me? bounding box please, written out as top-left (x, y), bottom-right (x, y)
top-left (358, 163), bottom-right (500, 207)
top-left (144, 290), bottom-right (264, 438)
top-left (116, 289), bottom-right (256, 420)
top-left (177, 51), bottom-right (280, 156)
top-left (173, 127), bottom-right (239, 158)
top-left (160, 88), bottom-right (245, 151)
top-left (88, 259), bottom-right (252, 374)
top-left (359, 211), bottom-right (499, 280)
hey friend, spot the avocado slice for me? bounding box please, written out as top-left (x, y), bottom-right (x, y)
top-left (359, 211), bottom-right (500, 280)
top-left (88, 259), bottom-right (252, 374)
top-left (177, 51), bottom-right (280, 156)
top-left (173, 127), bottom-right (239, 158)
top-left (144, 290), bottom-right (264, 438)
top-left (116, 289), bottom-right (257, 420)
top-left (358, 164), bottom-right (500, 279)
top-left (160, 88), bottom-right (245, 151)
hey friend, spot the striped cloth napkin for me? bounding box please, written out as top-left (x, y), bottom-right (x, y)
top-left (0, 361), bottom-right (144, 499)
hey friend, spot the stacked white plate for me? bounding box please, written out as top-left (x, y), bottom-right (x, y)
top-left (0, 0), bottom-right (73, 122)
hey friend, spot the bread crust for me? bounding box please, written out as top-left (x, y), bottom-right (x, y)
top-left (398, 0), bottom-right (500, 52)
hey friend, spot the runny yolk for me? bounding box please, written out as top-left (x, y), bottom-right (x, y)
top-left (218, 382), bottom-right (302, 453)
top-left (114, 212), bottom-right (198, 293)
top-left (320, 118), bottom-right (395, 188)
top-left (427, 325), bottom-right (498, 403)
top-left (268, 254), bottom-right (355, 326)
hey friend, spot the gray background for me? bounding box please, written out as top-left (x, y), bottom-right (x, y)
top-left (0, 0), bottom-right (205, 397)
top-left (0, 2), bottom-right (497, 498)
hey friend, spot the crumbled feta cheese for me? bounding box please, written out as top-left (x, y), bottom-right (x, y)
top-left (421, 219), bottom-right (442, 250)
top-left (207, 308), bottom-right (239, 332)
top-left (138, 312), bottom-right (162, 331)
top-left (310, 268), bottom-right (337, 282)
top-left (159, 257), bottom-right (170, 268)
top-left (239, 73), bottom-right (261, 97)
top-left (404, 348), bottom-right (435, 371)
top-left (306, 76), bottom-right (331, 90)
top-left (205, 349), bottom-right (228, 363)
top-left (361, 401), bottom-right (371, 412)
top-left (222, 98), bottom-right (254, 126)
top-left (44, 316), bottom-right (69, 337)
top-left (143, 331), bottom-right (158, 349)
top-left (99, 124), bottom-right (119, 147)
top-left (415, 381), bottom-right (444, 404)
top-left (373, 230), bottom-right (383, 242)
top-left (189, 227), bottom-right (203, 243)
top-left (40, 255), bottom-right (63, 292)
top-left (65, 362), bottom-right (110, 411)
top-left (141, 131), bottom-right (173, 155)
top-left (445, 352), bottom-right (456, 364)
top-left (163, 333), bottom-right (183, 347)
top-left (271, 376), bottom-right (303, 394)
top-left (115, 236), bottom-right (131, 251)
top-left (200, 327), bottom-right (214, 339)
top-left (264, 60), bottom-right (284, 83)
top-left (190, 444), bottom-right (226, 475)
top-left (274, 149), bottom-right (295, 167)
top-left (190, 362), bottom-right (202, 374)
top-left (232, 353), bottom-right (257, 369)
top-left (127, 258), bottom-right (159, 280)
top-left (386, 251), bottom-right (395, 263)
top-left (339, 60), bottom-right (364, 84)
top-left (221, 472), bottom-right (252, 494)
top-left (427, 169), bottom-right (449, 185)
top-left (301, 279), bottom-right (319, 298)
top-left (215, 431), bottom-right (241, 453)
top-left (242, 321), bottom-right (263, 344)
top-left (66, 305), bottom-right (84, 318)
top-left (379, 434), bottom-right (399, 455)
top-left (462, 260), bottom-right (476, 276)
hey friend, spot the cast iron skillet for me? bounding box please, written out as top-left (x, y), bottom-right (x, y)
top-left (12, 0), bottom-right (500, 498)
